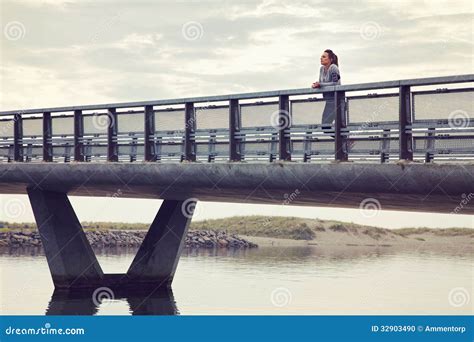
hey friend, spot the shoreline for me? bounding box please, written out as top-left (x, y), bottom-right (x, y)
top-left (0, 228), bottom-right (471, 253)
top-left (0, 230), bottom-right (258, 250)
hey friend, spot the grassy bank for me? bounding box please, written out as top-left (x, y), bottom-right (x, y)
top-left (190, 216), bottom-right (473, 240)
top-left (2, 216), bottom-right (472, 241)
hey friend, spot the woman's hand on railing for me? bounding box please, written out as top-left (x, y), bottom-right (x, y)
top-left (311, 82), bottom-right (320, 88)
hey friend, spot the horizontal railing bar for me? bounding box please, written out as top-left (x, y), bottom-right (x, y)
top-left (290, 98), bottom-right (325, 104)
top-left (1, 74), bottom-right (472, 116)
top-left (411, 87), bottom-right (473, 96)
top-left (399, 75), bottom-right (473, 86)
top-left (346, 93), bottom-right (399, 100)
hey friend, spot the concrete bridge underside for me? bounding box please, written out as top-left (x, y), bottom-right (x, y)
top-left (1, 162), bottom-right (473, 214)
top-left (1, 161), bottom-right (472, 291)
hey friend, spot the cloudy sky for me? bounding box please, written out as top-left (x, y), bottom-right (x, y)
top-left (0, 0), bottom-right (473, 228)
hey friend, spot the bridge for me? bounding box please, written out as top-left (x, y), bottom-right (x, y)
top-left (0, 74), bottom-right (473, 291)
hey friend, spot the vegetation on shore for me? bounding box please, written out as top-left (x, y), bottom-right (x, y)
top-left (1, 216), bottom-right (472, 241)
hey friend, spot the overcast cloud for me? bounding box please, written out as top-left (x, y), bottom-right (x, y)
top-left (1, 0), bottom-right (473, 109)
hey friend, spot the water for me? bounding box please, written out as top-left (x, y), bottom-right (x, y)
top-left (0, 246), bottom-right (472, 315)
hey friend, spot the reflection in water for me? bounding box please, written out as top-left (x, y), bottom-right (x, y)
top-left (2, 244), bottom-right (470, 260)
top-left (46, 287), bottom-right (178, 316)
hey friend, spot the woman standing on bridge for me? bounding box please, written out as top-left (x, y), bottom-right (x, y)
top-left (311, 49), bottom-right (341, 129)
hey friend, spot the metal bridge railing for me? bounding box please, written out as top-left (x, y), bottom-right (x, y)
top-left (0, 74), bottom-right (473, 164)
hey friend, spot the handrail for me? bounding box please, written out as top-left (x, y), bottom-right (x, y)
top-left (1, 73), bottom-right (473, 164)
top-left (1, 74), bottom-right (472, 116)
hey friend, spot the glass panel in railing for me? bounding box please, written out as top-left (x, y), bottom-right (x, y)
top-left (347, 95), bottom-right (399, 125)
top-left (83, 113), bottom-right (110, 134)
top-left (22, 118), bottom-right (43, 137)
top-left (291, 100), bottom-right (326, 126)
top-left (240, 102), bottom-right (279, 128)
top-left (0, 119), bottom-right (14, 138)
top-left (117, 112), bottom-right (145, 133)
top-left (155, 109), bottom-right (185, 132)
top-left (195, 106), bottom-right (228, 130)
top-left (52, 116), bottom-right (74, 136)
top-left (413, 90), bottom-right (473, 122)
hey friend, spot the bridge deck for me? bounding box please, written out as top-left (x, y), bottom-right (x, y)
top-left (1, 161), bottom-right (473, 214)
top-left (1, 74), bottom-right (473, 214)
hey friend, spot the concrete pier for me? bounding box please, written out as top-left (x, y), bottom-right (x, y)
top-left (127, 199), bottom-right (195, 287)
top-left (27, 187), bottom-right (195, 290)
top-left (27, 188), bottom-right (104, 288)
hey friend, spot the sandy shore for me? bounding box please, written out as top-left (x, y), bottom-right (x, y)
top-left (241, 230), bottom-right (473, 252)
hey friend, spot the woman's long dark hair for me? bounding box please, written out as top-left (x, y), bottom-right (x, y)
top-left (324, 49), bottom-right (338, 66)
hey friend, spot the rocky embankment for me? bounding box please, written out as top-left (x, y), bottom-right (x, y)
top-left (0, 230), bottom-right (258, 249)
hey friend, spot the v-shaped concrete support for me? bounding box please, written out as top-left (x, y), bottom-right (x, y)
top-left (126, 200), bottom-right (195, 287)
top-left (27, 188), bottom-right (195, 291)
top-left (27, 188), bottom-right (104, 288)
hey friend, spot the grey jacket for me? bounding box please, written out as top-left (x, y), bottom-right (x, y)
top-left (319, 64), bottom-right (341, 86)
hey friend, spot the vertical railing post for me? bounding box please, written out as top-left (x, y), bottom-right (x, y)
top-left (334, 90), bottom-right (348, 161)
top-left (424, 128), bottom-right (435, 163)
top-left (380, 129), bottom-right (390, 163)
top-left (107, 107), bottom-right (118, 162)
top-left (184, 102), bottom-right (196, 162)
top-left (13, 112), bottom-right (23, 162)
top-left (278, 95), bottom-right (291, 161)
top-left (144, 105), bottom-right (156, 161)
top-left (399, 85), bottom-right (413, 160)
top-left (74, 110), bottom-right (84, 162)
top-left (229, 99), bottom-right (241, 162)
top-left (43, 111), bottom-right (53, 162)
